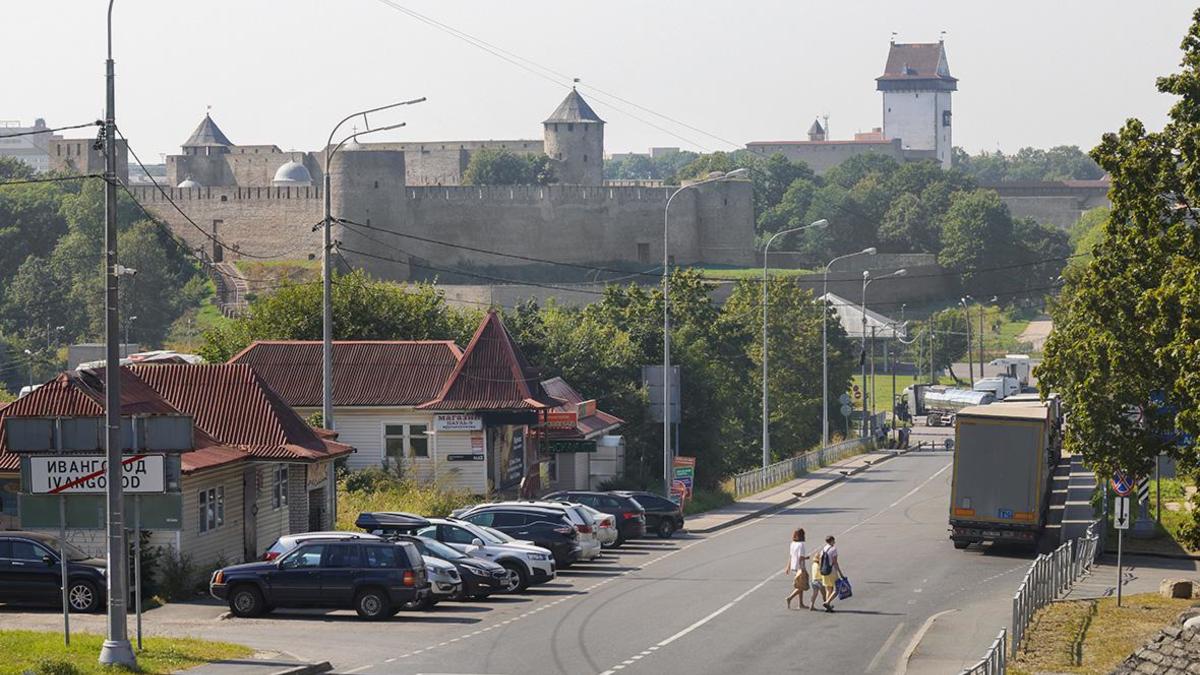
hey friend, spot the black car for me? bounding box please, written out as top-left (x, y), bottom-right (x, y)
top-left (614, 491), bottom-right (685, 538)
top-left (543, 491), bottom-right (646, 545)
top-left (392, 535), bottom-right (508, 600)
top-left (210, 539), bottom-right (429, 620)
top-left (457, 506), bottom-right (580, 567)
top-left (0, 531), bottom-right (107, 612)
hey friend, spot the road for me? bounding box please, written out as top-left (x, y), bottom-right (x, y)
top-left (2, 450), bottom-right (1036, 674)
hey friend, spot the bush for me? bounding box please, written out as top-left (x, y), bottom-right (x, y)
top-left (156, 546), bottom-right (197, 602)
top-left (684, 487), bottom-right (735, 516)
top-left (336, 475), bottom-right (478, 530)
top-left (343, 465), bottom-right (405, 494)
top-left (596, 475), bottom-right (654, 492)
top-left (31, 658), bottom-right (81, 675)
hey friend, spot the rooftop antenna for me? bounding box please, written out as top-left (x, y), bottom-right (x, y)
top-left (890, 31), bottom-right (898, 44)
top-left (822, 114), bottom-right (830, 141)
top-left (940, 30), bottom-right (947, 42)
top-left (573, 77), bottom-right (581, 90)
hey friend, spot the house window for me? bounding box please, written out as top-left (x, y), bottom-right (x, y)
top-left (385, 424), bottom-right (429, 461)
top-left (568, 123), bottom-right (574, 132)
top-left (272, 466), bottom-right (288, 508)
top-left (199, 486), bottom-right (224, 533)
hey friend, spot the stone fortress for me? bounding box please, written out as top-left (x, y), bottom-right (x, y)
top-left (128, 89), bottom-right (753, 283)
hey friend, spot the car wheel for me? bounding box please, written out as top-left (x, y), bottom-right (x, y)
top-left (228, 585), bottom-right (265, 618)
top-left (355, 587), bottom-right (391, 620)
top-left (953, 540), bottom-right (971, 550)
top-left (67, 579), bottom-right (100, 613)
top-left (656, 520), bottom-right (676, 539)
top-left (500, 562), bottom-right (528, 593)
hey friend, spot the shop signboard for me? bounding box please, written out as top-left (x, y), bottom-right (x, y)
top-left (434, 414), bottom-right (483, 432)
top-left (672, 456), bottom-right (696, 499)
top-left (547, 439), bottom-right (597, 454)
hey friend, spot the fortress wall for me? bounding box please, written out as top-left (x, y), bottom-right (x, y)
top-left (402, 148), bottom-right (469, 186)
top-left (130, 186), bottom-right (323, 261)
top-left (225, 150), bottom-right (311, 186)
top-left (696, 181), bottom-right (756, 266)
top-left (363, 139), bottom-right (544, 154)
top-left (329, 151), bottom-right (411, 279)
top-left (999, 195), bottom-right (1094, 230)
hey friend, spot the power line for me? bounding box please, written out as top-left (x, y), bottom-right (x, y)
top-left (0, 174), bottom-right (105, 187)
top-left (0, 121), bottom-right (102, 139)
top-left (115, 127), bottom-right (285, 260)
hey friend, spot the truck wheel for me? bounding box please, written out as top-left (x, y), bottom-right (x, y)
top-left (355, 587), bottom-right (391, 620)
top-left (952, 540), bottom-right (970, 550)
top-left (228, 585), bottom-right (265, 617)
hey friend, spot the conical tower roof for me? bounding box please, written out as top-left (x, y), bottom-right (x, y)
top-left (807, 119), bottom-right (825, 136)
top-left (543, 88), bottom-right (604, 124)
top-left (183, 113), bottom-right (233, 148)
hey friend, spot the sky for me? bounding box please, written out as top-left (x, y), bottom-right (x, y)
top-left (6, 1), bottom-right (1195, 162)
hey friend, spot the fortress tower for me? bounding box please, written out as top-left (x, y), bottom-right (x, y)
top-left (543, 89), bottom-right (604, 185)
top-left (877, 40), bottom-right (956, 169)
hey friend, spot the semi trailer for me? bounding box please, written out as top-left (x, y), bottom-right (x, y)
top-left (902, 383), bottom-right (995, 426)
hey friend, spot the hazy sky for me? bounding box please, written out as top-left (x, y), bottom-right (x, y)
top-left (7, 1), bottom-right (1195, 162)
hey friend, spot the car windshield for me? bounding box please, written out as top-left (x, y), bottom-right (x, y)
top-left (43, 537), bottom-right (95, 562)
top-left (420, 537), bottom-right (467, 560)
top-left (478, 525), bottom-right (516, 544)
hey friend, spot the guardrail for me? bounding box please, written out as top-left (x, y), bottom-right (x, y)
top-left (729, 437), bottom-right (872, 498)
top-left (960, 629), bottom-right (1007, 675)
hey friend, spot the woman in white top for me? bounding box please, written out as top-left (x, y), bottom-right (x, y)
top-left (785, 528), bottom-right (810, 609)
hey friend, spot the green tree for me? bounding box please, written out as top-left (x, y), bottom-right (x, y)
top-left (0, 181), bottom-right (70, 285)
top-left (462, 149), bottom-right (555, 185)
top-left (199, 270), bottom-right (475, 362)
top-left (0, 156), bottom-right (36, 181)
top-left (937, 189), bottom-right (1015, 297)
top-left (1037, 11), bottom-right (1200, 488)
top-left (954, 145), bottom-right (1104, 182)
top-left (914, 309), bottom-right (971, 383)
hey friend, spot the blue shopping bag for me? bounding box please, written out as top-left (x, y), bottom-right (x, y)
top-left (835, 576), bottom-right (852, 600)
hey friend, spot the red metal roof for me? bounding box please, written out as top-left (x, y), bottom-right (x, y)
top-left (540, 377), bottom-right (623, 439)
top-left (420, 311), bottom-right (562, 411)
top-left (228, 341), bottom-right (462, 407)
top-left (0, 370), bottom-right (246, 474)
top-left (876, 42), bottom-right (957, 86)
top-left (129, 363), bottom-right (353, 462)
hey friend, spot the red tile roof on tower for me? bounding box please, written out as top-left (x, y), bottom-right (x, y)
top-left (128, 363), bottom-right (353, 461)
top-left (0, 369), bottom-right (247, 474)
top-left (876, 42), bottom-right (957, 89)
top-left (228, 341), bottom-right (462, 408)
top-left (420, 311), bottom-right (562, 411)
top-left (540, 377), bottom-right (623, 439)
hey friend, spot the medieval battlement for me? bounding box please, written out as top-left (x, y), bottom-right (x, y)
top-left (405, 184), bottom-right (676, 205)
top-left (127, 184), bottom-right (323, 203)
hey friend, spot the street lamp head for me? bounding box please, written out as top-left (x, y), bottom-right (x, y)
top-left (892, 268), bottom-right (908, 277)
top-left (862, 247), bottom-right (877, 255)
top-left (23, 349), bottom-right (32, 356)
top-left (724, 168), bottom-right (751, 180)
top-left (810, 218), bottom-right (829, 229)
top-left (862, 270), bottom-right (870, 279)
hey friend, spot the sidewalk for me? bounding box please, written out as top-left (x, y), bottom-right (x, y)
top-left (686, 450), bottom-right (900, 534)
top-left (1061, 553), bottom-right (1200, 601)
top-left (185, 655), bottom-right (331, 675)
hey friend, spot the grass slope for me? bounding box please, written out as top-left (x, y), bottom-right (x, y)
top-left (0, 630), bottom-right (251, 675)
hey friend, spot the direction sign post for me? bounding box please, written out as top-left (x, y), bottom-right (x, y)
top-left (1115, 495), bottom-right (1130, 607)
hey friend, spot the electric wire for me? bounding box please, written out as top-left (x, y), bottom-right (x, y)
top-left (0, 174), bottom-right (105, 187)
top-left (0, 121), bottom-right (102, 139)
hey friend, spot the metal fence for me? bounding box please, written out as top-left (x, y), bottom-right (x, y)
top-left (1010, 522), bottom-right (1101, 658)
top-left (729, 437), bottom-right (873, 498)
top-left (960, 629), bottom-right (1007, 675)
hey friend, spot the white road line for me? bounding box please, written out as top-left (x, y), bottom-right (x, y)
top-left (842, 462), bottom-right (952, 535)
top-left (895, 609), bottom-right (958, 675)
top-left (866, 621), bottom-right (906, 673)
top-left (655, 572), bottom-right (779, 648)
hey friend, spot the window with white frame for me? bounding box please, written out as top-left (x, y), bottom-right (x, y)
top-left (199, 486), bottom-right (224, 533)
top-left (385, 424), bottom-right (430, 462)
top-left (272, 465), bottom-right (288, 509)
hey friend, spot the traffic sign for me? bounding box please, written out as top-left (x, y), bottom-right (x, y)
top-left (1136, 476), bottom-right (1150, 504)
top-left (1114, 496), bottom-right (1131, 530)
top-left (1111, 471), bottom-right (1133, 497)
top-left (838, 393), bottom-right (851, 406)
top-left (840, 404), bottom-right (852, 418)
top-left (26, 455), bottom-right (166, 494)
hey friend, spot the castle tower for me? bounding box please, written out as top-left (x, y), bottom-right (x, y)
top-left (876, 40), bottom-right (956, 169)
top-left (807, 119), bottom-right (826, 142)
top-left (181, 113), bottom-right (233, 157)
top-left (168, 113), bottom-right (235, 186)
top-left (543, 88), bottom-right (604, 184)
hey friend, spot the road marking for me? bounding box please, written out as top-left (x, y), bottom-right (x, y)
top-left (841, 462), bottom-right (952, 535)
top-left (895, 608), bottom-right (958, 675)
top-left (866, 621), bottom-right (906, 673)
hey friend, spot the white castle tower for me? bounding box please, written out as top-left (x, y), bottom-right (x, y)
top-left (876, 39), bottom-right (956, 169)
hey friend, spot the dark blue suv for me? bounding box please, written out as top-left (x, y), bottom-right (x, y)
top-left (0, 531), bottom-right (107, 612)
top-left (210, 539), bottom-right (429, 620)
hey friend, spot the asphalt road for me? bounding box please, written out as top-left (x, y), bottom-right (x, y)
top-left (2, 449), bottom-right (1036, 674)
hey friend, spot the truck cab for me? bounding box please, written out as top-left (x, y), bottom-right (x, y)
top-left (973, 375), bottom-right (1021, 401)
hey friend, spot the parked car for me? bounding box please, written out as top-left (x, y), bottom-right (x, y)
top-left (543, 491), bottom-right (646, 546)
top-left (261, 531), bottom-right (383, 561)
top-left (409, 554), bottom-right (460, 610)
top-left (355, 512), bottom-right (555, 593)
top-left (0, 531), bottom-right (106, 612)
top-left (391, 535), bottom-right (508, 601)
top-left (458, 502), bottom-right (596, 564)
top-left (572, 503), bottom-right (618, 547)
top-left (210, 539), bottom-right (429, 620)
top-left (614, 491), bottom-right (685, 538)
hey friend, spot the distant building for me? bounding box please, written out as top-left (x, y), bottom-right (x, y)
top-left (0, 119), bottom-right (61, 173)
top-left (746, 39), bottom-right (953, 172)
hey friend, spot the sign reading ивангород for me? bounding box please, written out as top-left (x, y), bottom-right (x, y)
top-left (26, 454), bottom-right (166, 494)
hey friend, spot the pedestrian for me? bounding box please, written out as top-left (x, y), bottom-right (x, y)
top-left (784, 528), bottom-right (809, 609)
top-left (818, 535), bottom-right (843, 612)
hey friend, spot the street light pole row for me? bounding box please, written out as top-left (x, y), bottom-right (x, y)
top-left (859, 268), bottom-right (907, 437)
top-left (821, 248), bottom-right (876, 446)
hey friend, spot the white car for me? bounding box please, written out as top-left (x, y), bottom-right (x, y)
top-left (405, 555), bottom-right (461, 610)
top-left (460, 501), bottom-right (603, 562)
top-left (416, 518), bottom-right (556, 593)
top-left (574, 504), bottom-right (618, 547)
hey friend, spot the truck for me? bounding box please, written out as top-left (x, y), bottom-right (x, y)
top-left (948, 402), bottom-right (1062, 550)
top-left (972, 374), bottom-right (1022, 401)
top-left (987, 354), bottom-right (1033, 389)
top-left (901, 383), bottom-right (995, 427)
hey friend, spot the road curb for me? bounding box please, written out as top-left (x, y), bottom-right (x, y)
top-left (686, 452), bottom-right (899, 534)
top-left (270, 662), bottom-right (332, 675)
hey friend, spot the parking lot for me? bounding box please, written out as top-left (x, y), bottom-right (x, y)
top-left (0, 536), bottom-right (693, 671)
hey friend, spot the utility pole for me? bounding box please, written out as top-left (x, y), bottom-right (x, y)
top-left (978, 303), bottom-right (985, 378)
top-left (98, 0), bottom-right (135, 667)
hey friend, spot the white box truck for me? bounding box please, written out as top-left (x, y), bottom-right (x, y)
top-left (949, 402), bottom-right (1061, 549)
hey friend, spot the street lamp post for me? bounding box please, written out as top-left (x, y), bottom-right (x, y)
top-left (321, 98), bottom-right (425, 434)
top-left (821, 248), bottom-right (876, 446)
top-left (125, 316), bottom-right (137, 356)
top-left (663, 168), bottom-right (749, 494)
top-left (960, 296), bottom-right (974, 387)
top-left (860, 268), bottom-right (907, 437)
top-left (761, 219), bottom-right (827, 468)
top-left (23, 349), bottom-right (33, 389)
